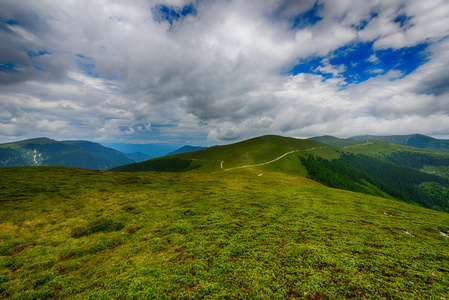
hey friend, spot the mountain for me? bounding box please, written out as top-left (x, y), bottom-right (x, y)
top-left (309, 136), bottom-right (449, 180)
top-left (124, 152), bottom-right (151, 162)
top-left (113, 135), bottom-right (449, 213)
top-left (0, 138), bottom-right (135, 170)
top-left (111, 135), bottom-right (327, 174)
top-left (346, 133), bottom-right (449, 152)
top-left (64, 140), bottom-right (135, 166)
top-left (166, 145), bottom-right (209, 156)
top-left (102, 142), bottom-right (180, 159)
top-left (308, 135), bottom-right (357, 147)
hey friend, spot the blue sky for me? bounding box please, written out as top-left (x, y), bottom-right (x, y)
top-left (1, 0), bottom-right (449, 145)
top-left (289, 42), bottom-right (430, 85)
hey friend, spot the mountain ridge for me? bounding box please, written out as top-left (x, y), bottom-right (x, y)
top-left (0, 138), bottom-right (135, 170)
top-left (112, 134), bottom-right (449, 213)
top-left (311, 133), bottom-right (449, 153)
top-left (167, 145), bottom-right (210, 156)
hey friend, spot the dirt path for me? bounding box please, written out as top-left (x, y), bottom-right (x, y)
top-left (220, 146), bottom-right (327, 171)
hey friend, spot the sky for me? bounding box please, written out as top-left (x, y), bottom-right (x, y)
top-left (1, 0), bottom-right (449, 146)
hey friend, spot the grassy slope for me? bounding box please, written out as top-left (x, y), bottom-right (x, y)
top-left (347, 134), bottom-right (449, 153)
top-left (1, 167), bottom-right (449, 299)
top-left (113, 135), bottom-right (331, 174)
top-left (342, 140), bottom-right (442, 156)
top-left (342, 141), bottom-right (449, 179)
top-left (308, 135), bottom-right (357, 148)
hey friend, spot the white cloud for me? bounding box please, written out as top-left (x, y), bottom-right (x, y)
top-left (0, 0), bottom-right (449, 144)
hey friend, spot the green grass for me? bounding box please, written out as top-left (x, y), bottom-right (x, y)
top-left (115, 135), bottom-right (327, 173)
top-left (422, 165), bottom-right (449, 178)
top-left (1, 166), bottom-right (449, 299)
top-left (343, 140), bottom-right (442, 156)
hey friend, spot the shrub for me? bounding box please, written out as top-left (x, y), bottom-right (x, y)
top-left (87, 216), bottom-right (125, 234)
top-left (123, 225), bottom-right (138, 234)
top-left (71, 216), bottom-right (125, 238)
top-left (71, 226), bottom-right (89, 238)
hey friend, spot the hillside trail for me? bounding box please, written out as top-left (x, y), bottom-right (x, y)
top-left (220, 146), bottom-right (327, 171)
top-left (343, 141), bottom-right (373, 148)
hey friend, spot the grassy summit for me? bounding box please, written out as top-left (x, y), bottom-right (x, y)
top-left (112, 135), bottom-right (335, 173)
top-left (1, 166), bottom-right (448, 299)
top-left (112, 135), bottom-right (449, 213)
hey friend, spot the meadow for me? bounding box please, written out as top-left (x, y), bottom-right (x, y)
top-left (1, 166), bottom-right (449, 299)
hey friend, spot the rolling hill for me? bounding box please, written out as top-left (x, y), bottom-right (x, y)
top-left (0, 138), bottom-right (135, 170)
top-left (310, 136), bottom-right (449, 180)
top-left (112, 135), bottom-right (449, 213)
top-left (2, 135), bottom-right (449, 298)
top-left (312, 133), bottom-right (449, 153)
top-left (112, 135), bottom-right (331, 174)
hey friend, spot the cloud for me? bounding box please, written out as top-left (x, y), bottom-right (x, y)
top-left (1, 0), bottom-right (449, 144)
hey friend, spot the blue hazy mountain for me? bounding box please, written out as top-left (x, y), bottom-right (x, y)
top-left (0, 138), bottom-right (134, 170)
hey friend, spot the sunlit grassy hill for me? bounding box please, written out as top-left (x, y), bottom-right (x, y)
top-left (347, 134), bottom-right (449, 153)
top-left (112, 135), bottom-right (337, 174)
top-left (1, 166), bottom-right (448, 299)
top-left (112, 135), bottom-right (449, 213)
top-left (311, 134), bottom-right (449, 153)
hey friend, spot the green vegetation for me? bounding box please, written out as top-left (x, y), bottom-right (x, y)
top-left (308, 135), bottom-right (357, 148)
top-left (2, 135), bottom-right (449, 298)
top-left (0, 138), bottom-right (133, 170)
top-left (1, 166), bottom-right (449, 299)
top-left (346, 134), bottom-right (449, 153)
top-left (300, 153), bottom-right (449, 213)
top-left (111, 158), bottom-right (202, 172)
top-left (114, 135), bottom-right (449, 213)
top-left (115, 135), bottom-right (330, 173)
top-left (383, 151), bottom-right (449, 169)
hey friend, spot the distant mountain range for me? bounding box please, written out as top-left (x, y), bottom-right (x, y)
top-left (0, 138), bottom-right (138, 170)
top-left (167, 145), bottom-right (209, 156)
top-left (101, 142), bottom-right (180, 159)
top-left (123, 152), bottom-right (151, 162)
top-left (3, 133), bottom-right (449, 172)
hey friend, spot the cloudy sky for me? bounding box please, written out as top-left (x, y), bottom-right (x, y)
top-left (1, 0), bottom-right (449, 145)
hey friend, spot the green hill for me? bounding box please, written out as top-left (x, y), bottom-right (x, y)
top-left (112, 135), bottom-right (334, 174)
top-left (304, 139), bottom-right (449, 212)
top-left (112, 135), bottom-right (449, 213)
top-left (346, 134), bottom-right (449, 152)
top-left (1, 166), bottom-right (448, 299)
top-left (0, 138), bottom-right (135, 170)
top-left (309, 135), bottom-right (357, 147)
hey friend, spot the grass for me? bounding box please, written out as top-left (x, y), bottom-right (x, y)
top-left (343, 140), bottom-right (442, 156)
top-left (1, 166), bottom-right (449, 299)
top-left (116, 135), bottom-right (327, 173)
